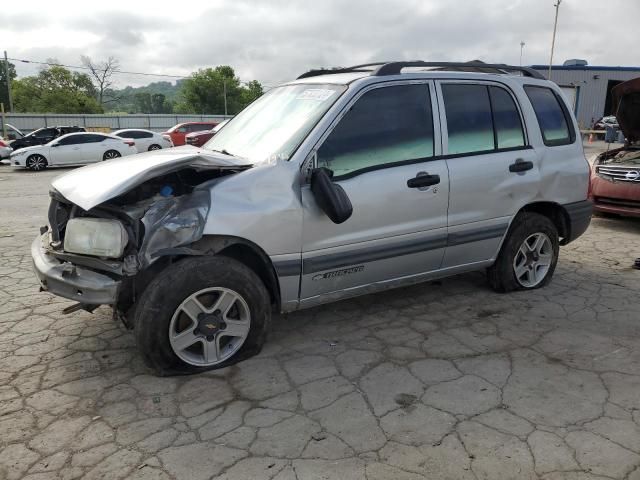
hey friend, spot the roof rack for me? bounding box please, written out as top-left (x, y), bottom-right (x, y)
top-left (297, 61), bottom-right (546, 80)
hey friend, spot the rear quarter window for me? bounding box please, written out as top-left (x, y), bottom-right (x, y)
top-left (524, 86), bottom-right (575, 146)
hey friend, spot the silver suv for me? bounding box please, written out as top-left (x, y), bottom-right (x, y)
top-left (32, 61), bottom-right (592, 374)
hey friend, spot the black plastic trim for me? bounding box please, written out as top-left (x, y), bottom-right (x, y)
top-left (273, 259), bottom-right (303, 277)
top-left (303, 234), bottom-right (448, 274)
top-left (562, 200), bottom-right (593, 244)
top-left (447, 224), bottom-right (509, 246)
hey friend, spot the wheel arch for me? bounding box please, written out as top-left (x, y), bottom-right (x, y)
top-left (518, 201), bottom-right (570, 245)
top-left (137, 235), bottom-right (282, 312)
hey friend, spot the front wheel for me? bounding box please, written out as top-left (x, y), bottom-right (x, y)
top-left (26, 154), bottom-right (48, 171)
top-left (134, 256), bottom-right (271, 375)
top-left (487, 212), bottom-right (559, 293)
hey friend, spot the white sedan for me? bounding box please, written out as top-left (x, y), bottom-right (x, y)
top-left (9, 132), bottom-right (137, 171)
top-left (113, 129), bottom-right (173, 151)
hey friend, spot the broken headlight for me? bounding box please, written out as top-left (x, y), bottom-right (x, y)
top-left (63, 218), bottom-right (128, 259)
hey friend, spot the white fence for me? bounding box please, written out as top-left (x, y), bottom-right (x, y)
top-left (3, 113), bottom-right (233, 133)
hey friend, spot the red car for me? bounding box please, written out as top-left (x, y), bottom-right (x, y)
top-left (161, 122), bottom-right (218, 146)
top-left (185, 120), bottom-right (229, 147)
top-left (590, 78), bottom-right (640, 217)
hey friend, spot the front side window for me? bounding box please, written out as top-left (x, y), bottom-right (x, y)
top-left (524, 86), bottom-right (574, 146)
top-left (205, 84), bottom-right (346, 163)
top-left (317, 84), bottom-right (434, 178)
top-left (57, 135), bottom-right (83, 146)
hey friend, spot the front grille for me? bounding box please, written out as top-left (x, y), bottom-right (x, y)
top-left (596, 165), bottom-right (640, 182)
top-left (594, 196), bottom-right (640, 209)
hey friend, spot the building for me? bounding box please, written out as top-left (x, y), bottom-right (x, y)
top-left (530, 62), bottom-right (640, 129)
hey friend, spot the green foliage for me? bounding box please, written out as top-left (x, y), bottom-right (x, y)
top-left (104, 81), bottom-right (180, 113)
top-left (0, 61), bottom-right (17, 110)
top-left (13, 66), bottom-right (103, 113)
top-left (176, 66), bottom-right (263, 115)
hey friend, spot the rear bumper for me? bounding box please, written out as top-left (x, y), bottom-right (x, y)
top-left (31, 235), bottom-right (120, 305)
top-left (562, 200), bottom-right (593, 244)
top-left (0, 146), bottom-right (12, 159)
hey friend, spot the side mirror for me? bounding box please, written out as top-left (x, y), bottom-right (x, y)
top-left (310, 168), bottom-right (353, 224)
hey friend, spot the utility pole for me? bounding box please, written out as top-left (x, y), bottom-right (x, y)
top-left (223, 80), bottom-right (228, 116)
top-left (548, 0), bottom-right (562, 80)
top-left (3, 51), bottom-right (13, 112)
top-left (520, 41), bottom-right (525, 67)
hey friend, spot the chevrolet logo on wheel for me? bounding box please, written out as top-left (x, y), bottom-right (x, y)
top-left (205, 324), bottom-right (217, 330)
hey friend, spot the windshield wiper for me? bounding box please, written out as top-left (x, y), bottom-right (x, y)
top-left (209, 148), bottom-right (237, 157)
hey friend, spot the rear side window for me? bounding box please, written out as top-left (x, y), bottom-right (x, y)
top-left (442, 84), bottom-right (494, 154)
top-left (442, 84), bottom-right (526, 155)
top-left (317, 84), bottom-right (434, 178)
top-left (489, 87), bottom-right (525, 149)
top-left (524, 86), bottom-right (575, 146)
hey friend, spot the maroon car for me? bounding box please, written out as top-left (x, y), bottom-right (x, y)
top-left (185, 120), bottom-right (228, 147)
top-left (590, 78), bottom-right (640, 217)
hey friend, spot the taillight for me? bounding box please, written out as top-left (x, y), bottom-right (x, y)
top-left (0, 140), bottom-right (6, 147)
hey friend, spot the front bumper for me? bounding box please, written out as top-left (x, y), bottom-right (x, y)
top-left (31, 234), bottom-right (120, 305)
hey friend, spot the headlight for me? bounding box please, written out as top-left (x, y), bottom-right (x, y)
top-left (64, 218), bottom-right (128, 258)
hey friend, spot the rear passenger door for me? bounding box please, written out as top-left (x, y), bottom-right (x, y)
top-left (436, 81), bottom-right (541, 268)
top-left (300, 82), bottom-right (449, 301)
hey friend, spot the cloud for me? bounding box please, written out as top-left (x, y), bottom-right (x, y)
top-left (4, 0), bottom-right (640, 88)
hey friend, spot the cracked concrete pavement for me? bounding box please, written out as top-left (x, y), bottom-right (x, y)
top-left (1, 162), bottom-right (640, 480)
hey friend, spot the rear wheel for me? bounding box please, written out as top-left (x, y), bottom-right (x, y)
top-left (134, 256), bottom-right (271, 375)
top-left (487, 212), bottom-right (559, 292)
top-left (148, 144), bottom-right (161, 151)
top-left (26, 154), bottom-right (48, 171)
top-left (103, 150), bottom-right (121, 160)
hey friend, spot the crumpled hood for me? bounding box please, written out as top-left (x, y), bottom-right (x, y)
top-left (612, 78), bottom-right (640, 142)
top-left (51, 145), bottom-right (252, 210)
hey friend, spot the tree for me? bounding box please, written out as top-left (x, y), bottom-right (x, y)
top-left (177, 66), bottom-right (263, 115)
top-left (81, 56), bottom-right (120, 106)
top-left (12, 65), bottom-right (102, 113)
top-left (0, 60), bottom-right (16, 110)
top-left (133, 92), bottom-right (173, 113)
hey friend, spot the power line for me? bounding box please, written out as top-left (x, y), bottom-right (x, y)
top-left (7, 56), bottom-right (276, 88)
top-left (8, 57), bottom-right (186, 78)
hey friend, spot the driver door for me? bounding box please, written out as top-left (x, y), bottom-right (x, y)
top-left (300, 82), bottom-right (449, 302)
top-left (49, 134), bottom-right (85, 165)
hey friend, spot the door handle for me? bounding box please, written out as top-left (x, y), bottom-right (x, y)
top-left (509, 159), bottom-right (533, 172)
top-left (407, 173), bottom-right (440, 189)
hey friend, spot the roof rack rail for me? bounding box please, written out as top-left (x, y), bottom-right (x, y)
top-left (297, 61), bottom-right (546, 80)
top-left (373, 61), bottom-right (545, 79)
top-left (296, 62), bottom-right (390, 79)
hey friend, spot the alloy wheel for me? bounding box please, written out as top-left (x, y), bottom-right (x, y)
top-left (168, 287), bottom-right (251, 367)
top-left (513, 232), bottom-right (553, 288)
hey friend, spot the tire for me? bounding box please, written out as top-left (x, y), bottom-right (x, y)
top-left (26, 154), bottom-right (48, 171)
top-left (148, 144), bottom-right (162, 151)
top-left (487, 212), bottom-right (559, 293)
top-left (103, 150), bottom-right (121, 160)
top-left (134, 256), bottom-right (271, 376)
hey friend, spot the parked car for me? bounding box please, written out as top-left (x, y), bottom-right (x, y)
top-left (185, 120), bottom-right (229, 147)
top-left (10, 126), bottom-right (86, 152)
top-left (32, 61), bottom-right (591, 374)
top-left (113, 129), bottom-right (173, 151)
top-left (0, 138), bottom-right (12, 160)
top-left (592, 115), bottom-right (619, 131)
top-left (3, 124), bottom-right (24, 141)
top-left (162, 122), bottom-right (219, 146)
top-left (590, 78), bottom-right (640, 217)
top-left (10, 132), bottom-right (136, 171)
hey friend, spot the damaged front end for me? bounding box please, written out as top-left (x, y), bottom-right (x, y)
top-left (32, 149), bottom-right (251, 324)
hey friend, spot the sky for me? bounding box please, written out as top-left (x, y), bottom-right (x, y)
top-left (2, 0), bottom-right (639, 89)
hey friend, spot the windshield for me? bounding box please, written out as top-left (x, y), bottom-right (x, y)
top-left (204, 84), bottom-right (346, 163)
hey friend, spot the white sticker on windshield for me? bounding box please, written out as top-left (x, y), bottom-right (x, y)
top-left (296, 89), bottom-right (336, 101)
